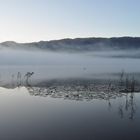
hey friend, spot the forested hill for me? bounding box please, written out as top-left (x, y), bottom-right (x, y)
top-left (1, 37), bottom-right (140, 51)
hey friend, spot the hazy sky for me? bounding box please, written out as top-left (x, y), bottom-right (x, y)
top-left (0, 0), bottom-right (140, 42)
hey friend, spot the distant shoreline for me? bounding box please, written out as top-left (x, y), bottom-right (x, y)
top-left (1, 37), bottom-right (140, 52)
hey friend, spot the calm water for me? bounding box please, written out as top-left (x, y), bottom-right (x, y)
top-left (0, 87), bottom-right (139, 140)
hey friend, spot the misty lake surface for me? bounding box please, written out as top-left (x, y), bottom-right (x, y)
top-left (0, 50), bottom-right (140, 139)
top-left (0, 50), bottom-right (140, 84)
top-left (0, 87), bottom-right (140, 140)
top-left (1, 57), bottom-right (140, 79)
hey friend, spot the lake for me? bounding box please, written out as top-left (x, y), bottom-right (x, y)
top-left (0, 50), bottom-right (140, 140)
top-left (0, 87), bottom-right (139, 140)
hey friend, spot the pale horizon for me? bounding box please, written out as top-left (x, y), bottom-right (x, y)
top-left (0, 0), bottom-right (140, 42)
top-left (1, 35), bottom-right (140, 44)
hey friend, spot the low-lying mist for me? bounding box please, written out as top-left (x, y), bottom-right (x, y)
top-left (0, 48), bottom-right (140, 85)
top-left (0, 48), bottom-right (139, 65)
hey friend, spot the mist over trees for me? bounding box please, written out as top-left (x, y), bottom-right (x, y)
top-left (1, 37), bottom-right (140, 52)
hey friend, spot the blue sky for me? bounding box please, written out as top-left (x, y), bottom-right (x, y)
top-left (0, 0), bottom-right (140, 42)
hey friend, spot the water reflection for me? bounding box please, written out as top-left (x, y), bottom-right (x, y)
top-left (2, 70), bottom-right (139, 121)
top-left (0, 84), bottom-right (139, 139)
top-left (24, 84), bottom-right (137, 120)
top-left (12, 71), bottom-right (137, 121)
top-left (117, 93), bottom-right (136, 120)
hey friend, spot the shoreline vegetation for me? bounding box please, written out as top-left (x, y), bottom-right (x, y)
top-left (0, 71), bottom-right (137, 120)
top-left (1, 70), bottom-right (140, 100)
